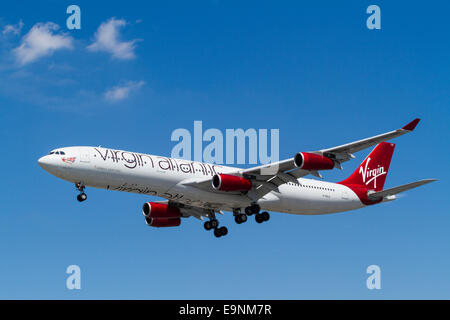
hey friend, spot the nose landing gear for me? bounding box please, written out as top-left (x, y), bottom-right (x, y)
top-left (75, 183), bottom-right (87, 202)
top-left (77, 193), bottom-right (87, 202)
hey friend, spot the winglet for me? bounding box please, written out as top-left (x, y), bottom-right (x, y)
top-left (402, 118), bottom-right (420, 131)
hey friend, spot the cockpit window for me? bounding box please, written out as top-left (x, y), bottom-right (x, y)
top-left (60, 151), bottom-right (65, 155)
top-left (49, 150), bottom-right (65, 155)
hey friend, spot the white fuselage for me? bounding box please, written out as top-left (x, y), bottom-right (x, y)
top-left (38, 146), bottom-right (365, 215)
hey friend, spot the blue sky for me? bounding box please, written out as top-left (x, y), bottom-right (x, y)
top-left (0, 0), bottom-right (449, 299)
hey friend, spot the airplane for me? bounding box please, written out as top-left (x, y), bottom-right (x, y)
top-left (38, 118), bottom-right (435, 238)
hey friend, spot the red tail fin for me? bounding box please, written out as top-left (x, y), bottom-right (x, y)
top-left (339, 142), bottom-right (395, 191)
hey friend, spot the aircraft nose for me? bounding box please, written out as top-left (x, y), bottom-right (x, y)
top-left (38, 155), bottom-right (50, 169)
top-left (38, 153), bottom-right (67, 176)
top-left (38, 155), bottom-right (60, 172)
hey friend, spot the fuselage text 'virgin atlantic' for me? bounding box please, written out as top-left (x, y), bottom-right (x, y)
top-left (93, 148), bottom-right (224, 176)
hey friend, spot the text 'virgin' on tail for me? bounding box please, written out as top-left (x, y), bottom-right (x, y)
top-left (339, 142), bottom-right (395, 192)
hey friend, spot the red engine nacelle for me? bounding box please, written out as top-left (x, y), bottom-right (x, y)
top-left (294, 152), bottom-right (335, 170)
top-left (145, 217), bottom-right (181, 227)
top-left (212, 174), bottom-right (252, 192)
top-left (142, 202), bottom-right (181, 227)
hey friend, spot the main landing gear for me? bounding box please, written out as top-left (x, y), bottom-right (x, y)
top-left (244, 203), bottom-right (260, 216)
top-left (255, 211), bottom-right (270, 223)
top-left (203, 218), bottom-right (219, 230)
top-left (243, 203), bottom-right (270, 224)
top-left (203, 213), bottom-right (228, 238)
top-left (233, 208), bottom-right (248, 224)
top-left (75, 183), bottom-right (87, 202)
top-left (202, 205), bottom-right (270, 238)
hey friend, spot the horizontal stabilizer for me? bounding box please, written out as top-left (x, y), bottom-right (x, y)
top-left (368, 179), bottom-right (436, 200)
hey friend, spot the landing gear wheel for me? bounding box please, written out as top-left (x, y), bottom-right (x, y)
top-left (214, 226), bottom-right (228, 237)
top-left (77, 193), bottom-right (87, 202)
top-left (219, 226), bottom-right (228, 236)
top-left (204, 220), bottom-right (213, 231)
top-left (255, 213), bottom-right (264, 224)
top-left (214, 227), bottom-right (222, 238)
top-left (235, 213), bottom-right (247, 224)
top-left (250, 203), bottom-right (260, 214)
top-left (75, 183), bottom-right (87, 202)
top-left (210, 219), bottom-right (219, 229)
top-left (261, 211), bottom-right (270, 222)
top-left (245, 207), bottom-right (253, 216)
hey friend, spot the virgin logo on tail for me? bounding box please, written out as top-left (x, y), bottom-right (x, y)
top-left (359, 157), bottom-right (386, 189)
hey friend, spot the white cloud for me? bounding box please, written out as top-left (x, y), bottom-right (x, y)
top-left (13, 22), bottom-right (73, 66)
top-left (3, 20), bottom-right (24, 36)
top-left (104, 81), bottom-right (145, 102)
top-left (87, 18), bottom-right (139, 60)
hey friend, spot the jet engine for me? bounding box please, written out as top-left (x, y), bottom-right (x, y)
top-left (294, 152), bottom-right (334, 170)
top-left (212, 174), bottom-right (252, 192)
top-left (142, 202), bottom-right (181, 227)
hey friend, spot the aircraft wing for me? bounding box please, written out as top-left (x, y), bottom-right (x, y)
top-left (183, 118), bottom-right (421, 197)
top-left (368, 179), bottom-right (436, 201)
top-left (318, 118), bottom-right (421, 162)
top-left (241, 118), bottom-right (420, 176)
top-left (239, 118), bottom-right (421, 196)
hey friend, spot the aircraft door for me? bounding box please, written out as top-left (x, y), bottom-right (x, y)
top-left (80, 150), bottom-right (90, 164)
